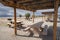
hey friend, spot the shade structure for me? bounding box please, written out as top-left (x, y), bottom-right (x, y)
top-left (42, 12), bottom-right (54, 20)
top-left (0, 0), bottom-right (60, 11)
top-left (42, 12), bottom-right (54, 15)
top-left (0, 0), bottom-right (60, 40)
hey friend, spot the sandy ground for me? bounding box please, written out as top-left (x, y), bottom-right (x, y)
top-left (0, 17), bottom-right (60, 40)
top-left (0, 26), bottom-right (43, 40)
top-left (0, 17), bottom-right (47, 26)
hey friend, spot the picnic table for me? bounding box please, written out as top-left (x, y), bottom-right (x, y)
top-left (22, 21), bottom-right (49, 37)
top-left (7, 20), bottom-right (23, 28)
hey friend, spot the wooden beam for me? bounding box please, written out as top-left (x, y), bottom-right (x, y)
top-left (32, 10), bottom-right (36, 23)
top-left (44, 15), bottom-right (45, 21)
top-left (21, 1), bottom-right (54, 6)
top-left (53, 0), bottom-right (59, 40)
top-left (42, 14), bottom-right (44, 21)
top-left (32, 12), bottom-right (34, 23)
top-left (14, 4), bottom-right (17, 35)
top-left (1, 0), bottom-right (54, 11)
top-left (18, 0), bottom-right (54, 4)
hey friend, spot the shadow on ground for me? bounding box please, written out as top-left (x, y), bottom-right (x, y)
top-left (15, 26), bottom-right (54, 40)
top-left (9, 25), bottom-right (60, 40)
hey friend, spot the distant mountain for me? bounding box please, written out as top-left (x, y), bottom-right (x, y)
top-left (0, 15), bottom-right (13, 17)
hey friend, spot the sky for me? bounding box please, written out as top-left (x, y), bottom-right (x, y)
top-left (0, 3), bottom-right (60, 17)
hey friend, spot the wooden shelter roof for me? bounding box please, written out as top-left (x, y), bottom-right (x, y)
top-left (0, 0), bottom-right (60, 11)
top-left (42, 12), bottom-right (54, 15)
top-left (0, 1), bottom-right (59, 40)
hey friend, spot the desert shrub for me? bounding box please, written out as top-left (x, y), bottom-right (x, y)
top-left (25, 13), bottom-right (30, 20)
top-left (19, 14), bottom-right (22, 17)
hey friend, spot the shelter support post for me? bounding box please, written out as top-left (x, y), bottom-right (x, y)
top-left (42, 14), bottom-right (44, 21)
top-left (53, 0), bottom-right (59, 40)
top-left (32, 12), bottom-right (35, 23)
top-left (42, 15), bottom-right (43, 21)
top-left (48, 14), bottom-right (52, 19)
top-left (43, 15), bottom-right (45, 21)
top-left (14, 6), bottom-right (17, 35)
top-left (44, 14), bottom-right (46, 21)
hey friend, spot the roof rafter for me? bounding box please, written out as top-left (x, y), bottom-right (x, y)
top-left (0, 0), bottom-right (60, 11)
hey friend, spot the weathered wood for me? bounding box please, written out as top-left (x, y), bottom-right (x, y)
top-left (42, 12), bottom-right (54, 15)
top-left (42, 12), bottom-right (54, 21)
top-left (42, 15), bottom-right (43, 21)
top-left (0, 0), bottom-right (60, 39)
top-left (14, 5), bottom-right (17, 35)
top-left (32, 12), bottom-right (35, 23)
top-left (42, 15), bottom-right (45, 21)
top-left (1, 0), bottom-right (60, 11)
top-left (53, 0), bottom-right (59, 40)
top-left (48, 14), bottom-right (52, 19)
top-left (7, 21), bottom-right (23, 28)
